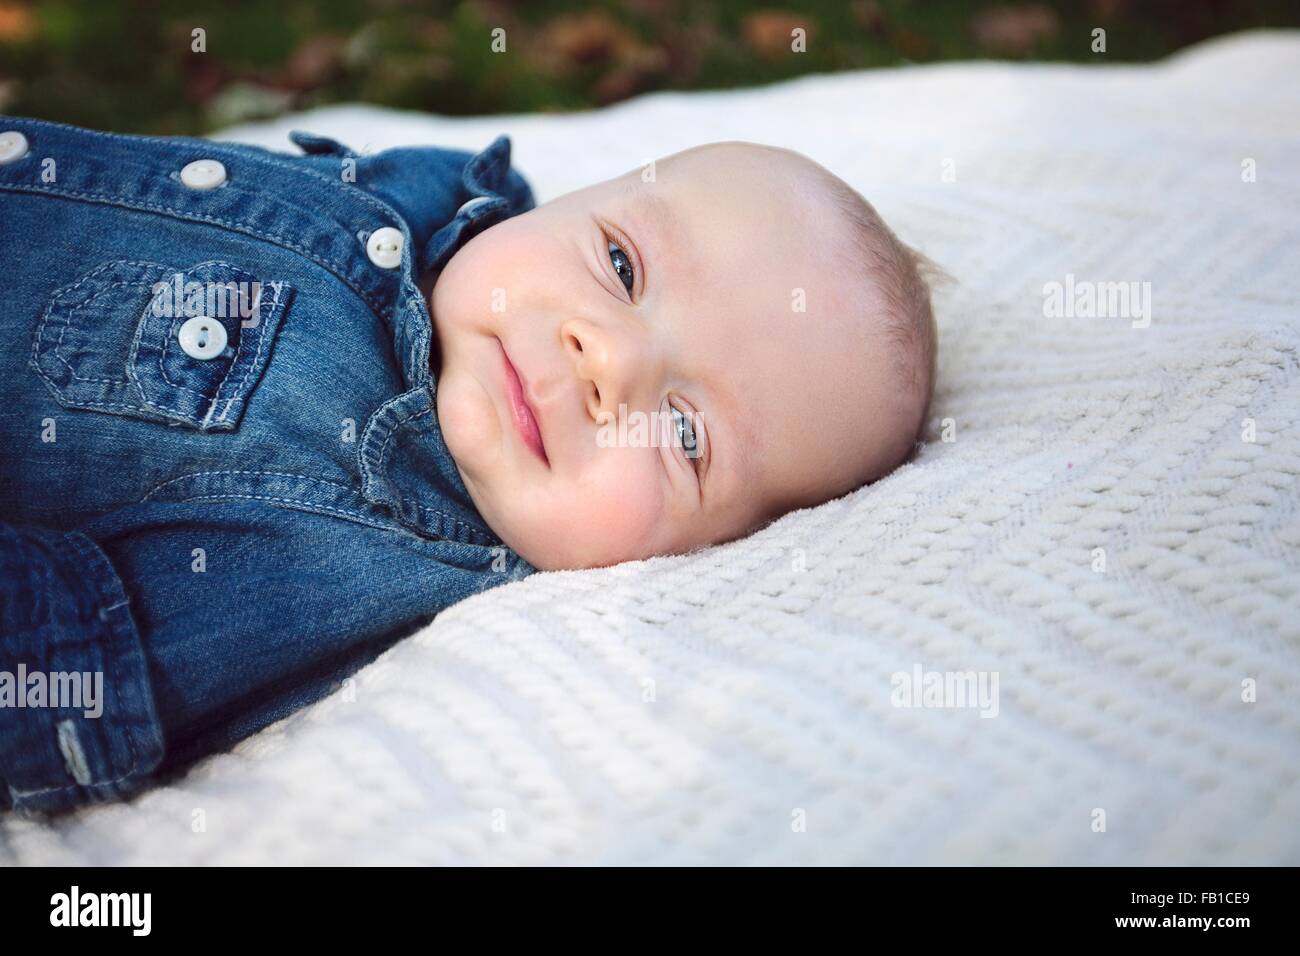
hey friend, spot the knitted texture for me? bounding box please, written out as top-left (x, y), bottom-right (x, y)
top-left (3, 30), bottom-right (1297, 864)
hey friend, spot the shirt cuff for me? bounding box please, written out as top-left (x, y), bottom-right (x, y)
top-left (0, 523), bottom-right (164, 814)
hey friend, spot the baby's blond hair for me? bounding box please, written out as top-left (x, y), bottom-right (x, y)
top-left (811, 169), bottom-right (940, 482)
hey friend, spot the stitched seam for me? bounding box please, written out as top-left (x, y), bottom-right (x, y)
top-left (372, 405), bottom-right (434, 466)
top-left (211, 279), bottom-right (285, 423)
top-left (407, 501), bottom-right (499, 545)
top-left (0, 182), bottom-right (391, 317)
top-left (143, 470), bottom-right (356, 500)
top-left (368, 403), bottom-right (495, 542)
top-left (0, 116), bottom-right (401, 217)
top-left (45, 258), bottom-right (162, 302)
top-left (49, 281), bottom-right (150, 383)
top-left (163, 492), bottom-right (401, 534)
top-left (467, 149), bottom-right (507, 192)
top-left (357, 389), bottom-right (422, 489)
top-left (155, 493), bottom-right (504, 552)
top-left (125, 274), bottom-right (197, 422)
top-left (36, 397), bottom-right (160, 414)
top-left (33, 260), bottom-right (163, 383)
top-left (66, 531), bottom-right (139, 789)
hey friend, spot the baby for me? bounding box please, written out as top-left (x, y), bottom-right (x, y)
top-left (0, 119), bottom-right (934, 814)
top-left (430, 141), bottom-right (938, 569)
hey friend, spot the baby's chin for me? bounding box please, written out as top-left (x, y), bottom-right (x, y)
top-left (436, 364), bottom-right (505, 488)
top-left (506, 532), bottom-right (655, 573)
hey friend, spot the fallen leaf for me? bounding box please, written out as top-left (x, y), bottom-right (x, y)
top-left (971, 4), bottom-right (1059, 56)
top-left (0, 2), bottom-right (35, 43)
top-left (742, 10), bottom-right (816, 61)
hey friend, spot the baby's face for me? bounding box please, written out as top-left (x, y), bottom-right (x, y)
top-left (430, 142), bottom-right (899, 570)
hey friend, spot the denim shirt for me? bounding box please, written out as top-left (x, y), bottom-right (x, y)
top-left (0, 115), bottom-right (538, 815)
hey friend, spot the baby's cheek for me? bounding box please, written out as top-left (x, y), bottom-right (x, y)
top-left (455, 219), bottom-right (543, 311)
top-left (436, 370), bottom-right (502, 478)
top-left (535, 460), bottom-right (662, 566)
top-left (581, 483), bottom-right (659, 551)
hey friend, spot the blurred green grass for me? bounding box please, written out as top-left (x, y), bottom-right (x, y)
top-left (1, 0), bottom-right (1296, 134)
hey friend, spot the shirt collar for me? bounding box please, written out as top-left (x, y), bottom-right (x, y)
top-left (344, 134), bottom-right (535, 550)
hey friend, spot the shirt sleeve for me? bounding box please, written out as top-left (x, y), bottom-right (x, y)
top-left (0, 521), bottom-right (164, 814)
top-left (1, 500), bottom-right (512, 816)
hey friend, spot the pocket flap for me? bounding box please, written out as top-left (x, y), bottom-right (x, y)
top-left (31, 259), bottom-right (292, 432)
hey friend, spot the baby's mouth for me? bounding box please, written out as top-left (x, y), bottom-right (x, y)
top-left (498, 338), bottom-right (549, 467)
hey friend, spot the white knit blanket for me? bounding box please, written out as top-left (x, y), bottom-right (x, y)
top-left (5, 30), bottom-right (1298, 865)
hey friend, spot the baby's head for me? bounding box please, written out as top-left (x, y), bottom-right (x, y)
top-left (430, 141), bottom-right (937, 570)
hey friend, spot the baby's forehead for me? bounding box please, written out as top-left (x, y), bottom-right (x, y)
top-left (667, 142), bottom-right (838, 207)
top-left (609, 159), bottom-right (867, 349)
top-left (621, 171), bottom-right (837, 291)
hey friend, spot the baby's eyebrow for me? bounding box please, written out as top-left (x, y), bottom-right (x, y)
top-left (624, 183), bottom-right (677, 230)
top-left (618, 181), bottom-right (685, 283)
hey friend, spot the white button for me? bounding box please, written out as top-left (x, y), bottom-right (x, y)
top-left (180, 159), bottom-right (227, 190)
top-left (0, 131), bottom-right (30, 165)
top-left (366, 226), bottom-right (404, 269)
top-left (457, 195), bottom-right (492, 216)
top-left (177, 316), bottom-right (228, 360)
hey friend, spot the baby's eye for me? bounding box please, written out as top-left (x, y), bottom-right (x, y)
top-left (669, 404), bottom-right (702, 466)
top-left (608, 239), bottom-right (635, 294)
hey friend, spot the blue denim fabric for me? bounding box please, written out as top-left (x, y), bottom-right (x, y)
top-left (0, 116), bottom-right (538, 815)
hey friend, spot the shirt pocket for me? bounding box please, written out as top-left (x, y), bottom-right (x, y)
top-left (30, 259), bottom-right (292, 432)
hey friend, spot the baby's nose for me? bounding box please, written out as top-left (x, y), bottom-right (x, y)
top-left (561, 318), bottom-right (639, 420)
